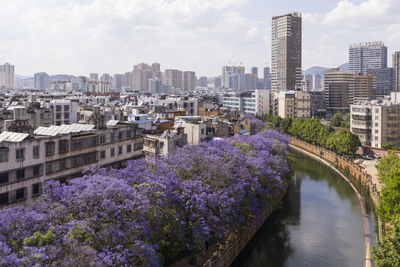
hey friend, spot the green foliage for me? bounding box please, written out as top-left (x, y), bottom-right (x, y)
top-left (329, 112), bottom-right (350, 129)
top-left (341, 113), bottom-right (350, 128)
top-left (374, 153), bottom-right (400, 264)
top-left (23, 228), bottom-right (56, 247)
top-left (258, 115), bottom-right (360, 156)
top-left (383, 143), bottom-right (393, 150)
top-left (373, 217), bottom-right (400, 267)
top-left (280, 117), bottom-right (292, 133)
top-left (377, 152), bottom-right (400, 184)
top-left (331, 112), bottom-right (343, 127)
top-left (326, 129), bottom-right (360, 156)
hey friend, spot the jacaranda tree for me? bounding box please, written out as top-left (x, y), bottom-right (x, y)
top-left (0, 127), bottom-right (290, 266)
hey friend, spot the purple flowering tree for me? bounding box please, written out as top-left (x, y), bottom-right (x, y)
top-left (0, 129), bottom-right (290, 266)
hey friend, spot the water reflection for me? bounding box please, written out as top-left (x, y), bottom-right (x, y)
top-left (231, 151), bottom-right (377, 267)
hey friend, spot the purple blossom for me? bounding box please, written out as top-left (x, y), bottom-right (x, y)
top-left (0, 129), bottom-right (290, 266)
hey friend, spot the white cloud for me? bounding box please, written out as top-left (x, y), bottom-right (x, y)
top-left (0, 0), bottom-right (268, 76)
top-left (322, 0), bottom-right (394, 27)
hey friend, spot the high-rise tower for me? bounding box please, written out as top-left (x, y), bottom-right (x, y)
top-left (271, 13), bottom-right (302, 91)
top-left (349, 42), bottom-right (387, 74)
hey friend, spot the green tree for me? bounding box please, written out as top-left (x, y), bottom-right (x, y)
top-left (326, 129), bottom-right (360, 155)
top-left (340, 113), bottom-right (350, 128)
top-left (377, 152), bottom-right (400, 184)
top-left (280, 117), bottom-right (292, 133)
top-left (383, 143), bottom-right (393, 150)
top-left (373, 217), bottom-right (400, 267)
top-left (331, 112), bottom-right (343, 127)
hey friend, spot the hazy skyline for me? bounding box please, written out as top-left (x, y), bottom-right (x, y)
top-left (1, 0), bottom-right (399, 77)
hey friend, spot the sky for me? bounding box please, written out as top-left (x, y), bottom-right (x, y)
top-left (1, 0), bottom-right (399, 77)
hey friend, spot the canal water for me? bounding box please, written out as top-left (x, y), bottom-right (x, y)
top-left (231, 150), bottom-right (378, 267)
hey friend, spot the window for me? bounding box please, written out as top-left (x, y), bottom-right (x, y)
top-left (0, 192), bottom-right (8, 205)
top-left (0, 148), bottom-right (8, 162)
top-left (111, 148), bottom-right (115, 157)
top-left (134, 142), bottom-right (143, 151)
top-left (32, 183), bottom-right (40, 196)
top-left (33, 165), bottom-right (40, 176)
top-left (0, 172), bottom-right (8, 184)
top-left (59, 159), bottom-right (66, 170)
top-left (64, 113), bottom-right (70, 119)
top-left (45, 142), bottom-right (55, 156)
top-left (56, 113), bottom-right (61, 120)
top-left (127, 144), bottom-right (132, 153)
top-left (16, 148), bottom-right (25, 160)
top-left (100, 150), bottom-right (106, 159)
top-left (127, 130), bottom-right (131, 139)
top-left (375, 123), bottom-right (379, 127)
top-left (59, 140), bottom-right (69, 154)
top-left (64, 105), bottom-right (69, 112)
top-left (100, 135), bottom-right (106, 144)
top-left (33, 146), bottom-right (40, 159)
top-left (110, 133), bottom-right (115, 143)
top-left (16, 188), bottom-right (25, 201)
top-left (118, 146), bottom-right (123, 155)
top-left (201, 129), bottom-right (205, 135)
top-left (119, 132), bottom-right (123, 140)
top-left (17, 169), bottom-right (25, 180)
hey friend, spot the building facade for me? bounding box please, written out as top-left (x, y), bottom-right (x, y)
top-left (0, 63), bottom-right (15, 89)
top-left (324, 69), bottom-right (355, 112)
top-left (393, 52), bottom-right (400, 92)
top-left (0, 123), bottom-right (144, 207)
top-left (367, 68), bottom-right (395, 97)
top-left (34, 72), bottom-right (50, 91)
top-left (271, 13), bottom-right (302, 91)
top-left (349, 42), bottom-right (387, 74)
top-left (351, 93), bottom-right (400, 148)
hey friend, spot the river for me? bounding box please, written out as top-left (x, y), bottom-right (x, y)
top-left (231, 150), bottom-right (378, 267)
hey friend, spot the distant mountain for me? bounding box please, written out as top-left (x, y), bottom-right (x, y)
top-left (303, 66), bottom-right (329, 76)
top-left (304, 63), bottom-right (349, 76)
top-left (15, 74), bottom-right (32, 80)
top-left (337, 63), bottom-right (349, 71)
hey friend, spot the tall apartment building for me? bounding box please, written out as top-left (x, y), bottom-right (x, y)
top-left (271, 13), bottom-right (302, 91)
top-left (148, 78), bottom-right (162, 94)
top-left (312, 74), bottom-right (322, 90)
top-left (353, 73), bottom-right (376, 102)
top-left (183, 71), bottom-right (196, 91)
top-left (0, 63), bottom-right (15, 89)
top-left (0, 123), bottom-right (144, 207)
top-left (163, 69), bottom-right (183, 90)
top-left (263, 67), bottom-right (271, 89)
top-left (349, 42), bottom-right (387, 74)
top-left (393, 52), bottom-right (400, 92)
top-left (324, 69), bottom-right (355, 112)
top-left (222, 66), bottom-right (245, 90)
top-left (131, 63), bottom-right (162, 92)
top-left (34, 72), bottom-right (50, 91)
top-left (351, 92), bottom-right (400, 148)
top-left (100, 73), bottom-right (110, 83)
top-left (113, 74), bottom-right (125, 90)
top-left (90, 73), bottom-right (99, 81)
top-left (367, 68), bottom-right (395, 97)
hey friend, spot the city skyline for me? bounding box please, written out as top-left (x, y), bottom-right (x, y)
top-left (1, 0), bottom-right (399, 77)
